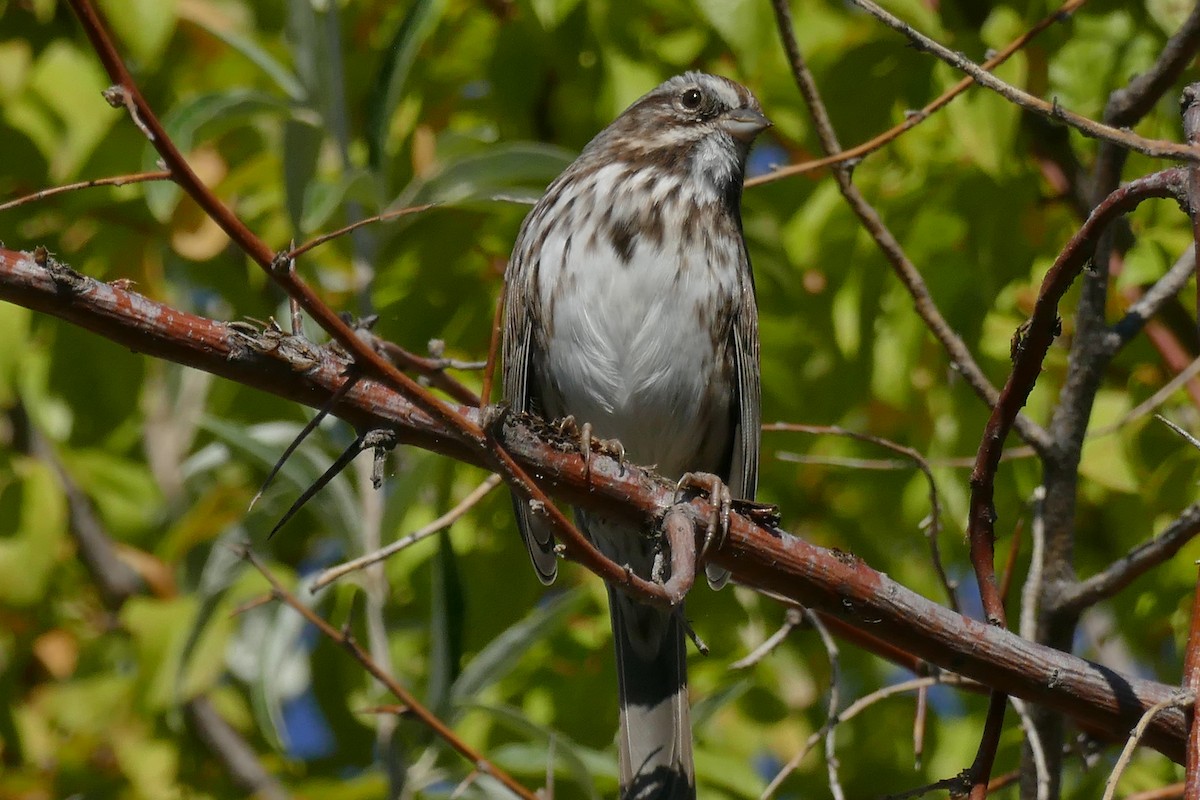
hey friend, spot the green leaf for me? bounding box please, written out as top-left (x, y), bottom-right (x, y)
top-left (141, 90), bottom-right (293, 220)
top-left (693, 0), bottom-right (771, 58)
top-left (299, 168), bottom-right (380, 234)
top-left (397, 142), bottom-right (574, 208)
top-left (1080, 391), bottom-right (1139, 494)
top-left (466, 703), bottom-right (605, 799)
top-left (450, 589), bottom-right (584, 707)
top-left (187, 14), bottom-right (306, 101)
top-left (20, 42), bottom-right (114, 180)
top-left (428, 526), bottom-right (466, 713)
top-left (96, 0), bottom-right (179, 64)
top-left (529, 0), bottom-right (584, 30)
top-left (0, 458), bottom-right (65, 607)
top-left (365, 0), bottom-right (446, 168)
top-left (0, 302), bottom-right (30, 407)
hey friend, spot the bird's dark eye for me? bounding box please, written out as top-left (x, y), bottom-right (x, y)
top-left (680, 88), bottom-right (703, 111)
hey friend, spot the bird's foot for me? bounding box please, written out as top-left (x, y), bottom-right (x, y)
top-left (656, 507), bottom-right (697, 607)
top-left (555, 415), bottom-right (625, 478)
top-left (675, 471), bottom-right (733, 564)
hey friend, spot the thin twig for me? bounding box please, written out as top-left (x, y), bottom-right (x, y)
top-left (1020, 488), bottom-right (1048, 640)
top-left (284, 203), bottom-right (438, 259)
top-left (761, 674), bottom-right (982, 798)
top-left (309, 474), bottom-right (503, 591)
top-left (1061, 499), bottom-right (1200, 613)
top-left (767, 0), bottom-right (1052, 454)
top-left (765, 422), bottom-right (956, 609)
top-left (1184, 563), bottom-right (1200, 800)
top-left (967, 164), bottom-right (1188, 623)
top-left (746, 0), bottom-right (1091, 188)
top-left (239, 546), bottom-right (539, 800)
top-left (1095, 355), bottom-right (1200, 438)
top-left (1160, 414), bottom-right (1200, 452)
top-left (1110, 247), bottom-right (1197, 353)
top-left (806, 609), bottom-right (845, 800)
top-left (1103, 695), bottom-right (1194, 800)
top-left (67, 0), bottom-right (643, 605)
top-left (1011, 696), bottom-right (1051, 800)
top-left (998, 517), bottom-right (1024, 605)
top-left (1128, 783), bottom-right (1187, 800)
top-left (849, 0), bottom-right (1200, 163)
top-left (0, 170), bottom-right (172, 212)
top-left (731, 607), bottom-right (803, 669)
top-left (961, 164), bottom-right (1185, 799)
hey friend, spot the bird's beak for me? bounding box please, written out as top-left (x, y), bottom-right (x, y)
top-left (722, 108), bottom-right (771, 142)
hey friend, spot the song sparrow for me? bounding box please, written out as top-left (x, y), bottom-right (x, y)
top-left (503, 72), bottom-right (766, 799)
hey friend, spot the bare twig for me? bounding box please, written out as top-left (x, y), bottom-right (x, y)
top-left (998, 517), bottom-right (1024, 605)
top-left (3, 247), bottom-right (1196, 761)
top-left (1160, 414), bottom-right (1200, 452)
top-left (1061, 499), bottom-right (1200, 613)
top-left (1110, 247), bottom-right (1197, 353)
top-left (731, 607), bottom-right (803, 669)
top-left (186, 696), bottom-right (290, 800)
top-left (284, 203), bottom-right (438, 259)
top-left (1019, 488), bottom-right (1048, 640)
top-left (1129, 784), bottom-right (1187, 800)
top-left (1103, 695), bottom-right (1194, 800)
top-left (1011, 696), bottom-right (1051, 800)
top-left (963, 167), bottom-right (1185, 796)
top-left (761, 673), bottom-right (981, 799)
top-left (767, 0), bottom-right (1052, 454)
top-left (240, 546), bottom-right (539, 800)
top-left (66, 0), bottom-right (647, 605)
top-left (0, 170), bottom-right (172, 212)
top-left (807, 609), bottom-right (844, 800)
top-left (1185, 564), bottom-right (1200, 800)
top-left (849, 0), bottom-right (1200, 163)
top-left (764, 422), bottom-right (956, 609)
top-left (746, 0), bottom-right (1090, 188)
top-left (1104, 4), bottom-right (1200, 130)
top-left (310, 474), bottom-right (503, 591)
top-left (967, 169), bottom-right (1189, 624)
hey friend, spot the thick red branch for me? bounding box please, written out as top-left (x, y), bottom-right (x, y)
top-left (0, 245), bottom-right (1190, 762)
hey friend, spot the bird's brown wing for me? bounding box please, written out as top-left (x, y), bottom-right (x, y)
top-left (707, 267), bottom-right (761, 589)
top-left (502, 255), bottom-right (560, 584)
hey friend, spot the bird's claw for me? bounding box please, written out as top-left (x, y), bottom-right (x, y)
top-left (556, 415), bottom-right (625, 478)
top-left (675, 471), bottom-right (733, 563)
top-left (658, 507), bottom-right (697, 607)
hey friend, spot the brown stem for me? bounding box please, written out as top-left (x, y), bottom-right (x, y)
top-left (0, 246), bottom-right (1192, 762)
top-left (1185, 565), bottom-right (1200, 800)
top-left (767, 0), bottom-right (1052, 454)
top-left (241, 549), bottom-right (538, 800)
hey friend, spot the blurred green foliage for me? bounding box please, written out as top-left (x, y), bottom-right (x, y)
top-left (1, 0), bottom-right (1198, 797)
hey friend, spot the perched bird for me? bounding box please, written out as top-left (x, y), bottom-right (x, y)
top-left (502, 72), bottom-right (766, 799)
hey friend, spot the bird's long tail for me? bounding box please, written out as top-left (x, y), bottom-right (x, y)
top-left (608, 586), bottom-right (695, 800)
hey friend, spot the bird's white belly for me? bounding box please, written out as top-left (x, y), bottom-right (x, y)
top-left (536, 210), bottom-right (736, 477)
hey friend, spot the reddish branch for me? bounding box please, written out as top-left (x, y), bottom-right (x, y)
top-left (746, 0), bottom-right (1090, 188)
top-left (766, 0), bottom-right (1051, 455)
top-left (62, 0), bottom-right (680, 609)
top-left (849, 0), bottom-right (1200, 163)
top-left (0, 169), bottom-right (171, 212)
top-left (0, 246), bottom-right (1192, 762)
top-left (1186, 566), bottom-right (1200, 799)
top-left (240, 548), bottom-right (539, 800)
top-left (968, 167), bottom-right (1189, 625)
